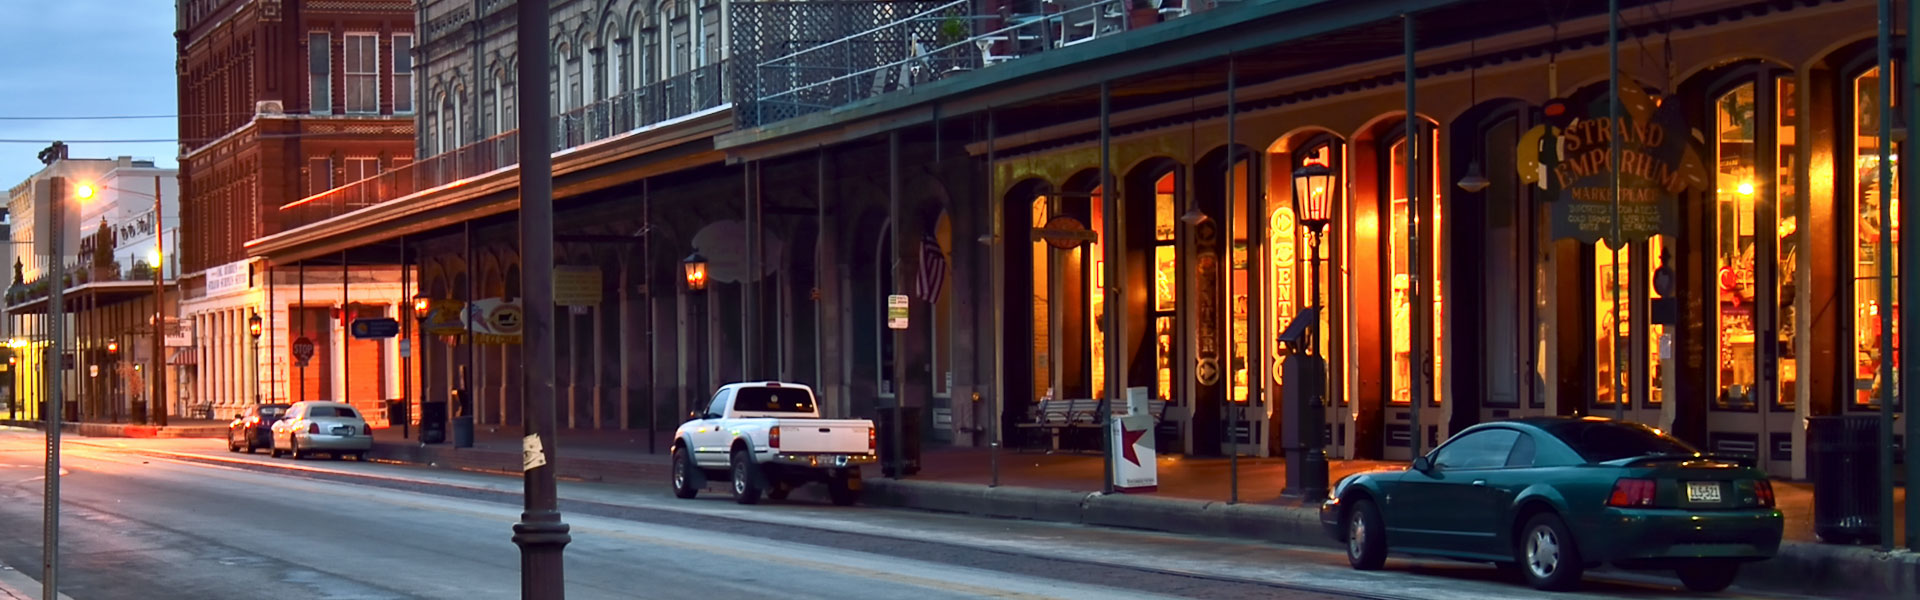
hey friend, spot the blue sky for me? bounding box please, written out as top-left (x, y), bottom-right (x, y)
top-left (0, 1), bottom-right (179, 189)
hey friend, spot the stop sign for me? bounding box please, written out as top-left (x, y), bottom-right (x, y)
top-left (292, 337), bottom-right (315, 366)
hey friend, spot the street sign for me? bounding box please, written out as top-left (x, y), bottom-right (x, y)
top-left (163, 318), bottom-right (193, 347)
top-left (554, 265), bottom-right (602, 307)
top-left (350, 317), bottom-right (401, 339)
top-left (399, 339), bottom-right (411, 358)
top-left (887, 294), bottom-right (909, 329)
top-left (291, 337), bottom-right (315, 367)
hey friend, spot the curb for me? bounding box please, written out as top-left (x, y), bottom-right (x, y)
top-left (0, 420), bottom-right (223, 439)
top-left (863, 478), bottom-right (1916, 598)
top-left (0, 564), bottom-right (74, 600)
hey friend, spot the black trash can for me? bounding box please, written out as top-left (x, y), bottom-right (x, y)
top-left (878, 406), bottom-right (923, 477)
top-left (418, 401), bottom-right (448, 445)
top-left (1809, 415), bottom-right (1882, 545)
top-left (450, 390), bottom-right (473, 448)
top-left (386, 400), bottom-right (409, 437)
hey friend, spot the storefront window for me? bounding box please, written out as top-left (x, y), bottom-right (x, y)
top-left (1031, 195), bottom-right (1053, 403)
top-left (1648, 236), bottom-right (1667, 406)
top-left (1775, 75), bottom-right (1798, 411)
top-left (1597, 242), bottom-right (1627, 405)
top-left (1153, 172), bottom-right (1177, 401)
top-left (932, 215), bottom-right (953, 398)
top-left (1091, 186), bottom-right (1106, 399)
top-left (1716, 82), bottom-right (1761, 410)
top-left (1387, 131), bottom-right (1442, 406)
top-left (1230, 161), bottom-right (1251, 404)
top-left (1853, 66), bottom-right (1900, 409)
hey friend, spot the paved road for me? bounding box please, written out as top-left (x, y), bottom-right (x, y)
top-left (0, 431), bottom-right (1842, 600)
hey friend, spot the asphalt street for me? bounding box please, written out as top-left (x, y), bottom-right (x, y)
top-left (0, 430), bottom-right (1846, 600)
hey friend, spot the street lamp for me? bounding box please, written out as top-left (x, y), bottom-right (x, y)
top-left (1287, 155), bottom-right (1335, 501)
top-left (249, 311), bottom-right (263, 403)
top-left (412, 294), bottom-right (431, 322)
top-left (682, 252), bottom-right (708, 292)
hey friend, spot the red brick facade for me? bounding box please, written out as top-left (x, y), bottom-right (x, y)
top-left (176, 0), bottom-right (415, 274)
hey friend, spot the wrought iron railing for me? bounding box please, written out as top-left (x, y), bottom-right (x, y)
top-left (738, 0), bottom-right (1137, 128)
top-left (280, 60), bottom-right (731, 230)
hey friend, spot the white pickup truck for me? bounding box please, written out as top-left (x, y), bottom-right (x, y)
top-left (671, 381), bottom-right (876, 505)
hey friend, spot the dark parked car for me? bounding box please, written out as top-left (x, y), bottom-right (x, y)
top-left (1320, 417), bottom-right (1782, 592)
top-left (227, 403), bottom-right (290, 454)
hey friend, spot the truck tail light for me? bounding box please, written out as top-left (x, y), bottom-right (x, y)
top-left (769, 426), bottom-right (781, 449)
top-left (307, 423), bottom-right (320, 434)
top-left (1607, 477), bottom-right (1656, 508)
top-left (868, 427), bottom-right (876, 451)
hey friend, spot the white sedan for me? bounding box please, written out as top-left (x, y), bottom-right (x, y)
top-left (270, 401), bottom-right (374, 460)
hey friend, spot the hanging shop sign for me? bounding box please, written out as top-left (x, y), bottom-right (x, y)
top-left (423, 299), bottom-right (470, 337)
top-left (469, 298), bottom-right (524, 344)
top-left (1031, 216), bottom-right (1098, 249)
top-left (1517, 75), bottom-right (1709, 246)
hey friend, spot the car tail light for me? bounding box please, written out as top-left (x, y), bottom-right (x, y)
top-left (868, 427), bottom-right (877, 451)
top-left (1608, 478), bottom-right (1657, 508)
top-left (307, 423), bottom-right (319, 434)
top-left (363, 424), bottom-right (373, 436)
top-left (247, 415), bottom-right (259, 424)
top-left (1755, 479), bottom-right (1776, 507)
top-left (769, 426), bottom-right (781, 449)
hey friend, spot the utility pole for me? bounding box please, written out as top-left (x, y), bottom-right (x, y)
top-left (511, 1), bottom-right (571, 597)
top-left (151, 175), bottom-right (166, 426)
top-left (42, 169), bottom-right (69, 600)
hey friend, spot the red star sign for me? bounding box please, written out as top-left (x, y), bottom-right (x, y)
top-left (1120, 422), bottom-right (1149, 466)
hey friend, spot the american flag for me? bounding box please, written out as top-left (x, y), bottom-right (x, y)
top-left (916, 234), bottom-right (947, 302)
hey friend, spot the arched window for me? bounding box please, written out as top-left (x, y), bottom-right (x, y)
top-left (1844, 59), bottom-right (1897, 411)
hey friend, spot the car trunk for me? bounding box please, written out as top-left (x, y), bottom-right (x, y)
top-left (773, 419), bottom-right (872, 454)
top-left (1610, 457), bottom-right (1771, 510)
top-left (309, 416), bottom-right (366, 437)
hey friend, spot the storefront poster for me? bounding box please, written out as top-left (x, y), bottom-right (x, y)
top-left (1517, 75), bottom-right (1708, 246)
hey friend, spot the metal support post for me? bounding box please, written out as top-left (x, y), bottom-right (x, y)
top-left (511, 0), bottom-right (571, 595)
top-left (400, 238), bottom-right (410, 438)
top-left (889, 130), bottom-right (907, 480)
top-left (1222, 62), bottom-right (1239, 503)
top-left (1905, 0), bottom-right (1920, 551)
top-left (43, 175), bottom-right (68, 600)
top-left (152, 175), bottom-right (167, 426)
top-left (1403, 12), bottom-right (1424, 458)
top-left (1875, 0), bottom-right (1896, 553)
top-left (986, 109), bottom-right (1002, 488)
top-left (1100, 80), bottom-right (1117, 496)
top-left (1609, 0), bottom-right (1626, 422)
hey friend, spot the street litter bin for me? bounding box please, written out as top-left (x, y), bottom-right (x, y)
top-left (450, 390), bottom-right (473, 448)
top-left (1809, 415), bottom-right (1881, 544)
top-left (878, 406), bottom-right (922, 477)
top-left (419, 401), bottom-right (448, 444)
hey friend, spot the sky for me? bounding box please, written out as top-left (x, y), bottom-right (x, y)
top-left (0, 1), bottom-right (179, 189)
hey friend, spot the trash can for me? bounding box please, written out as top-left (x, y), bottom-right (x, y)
top-left (1809, 415), bottom-right (1881, 545)
top-left (878, 406), bottom-right (922, 477)
top-left (386, 400), bottom-right (409, 437)
top-left (418, 401), bottom-right (448, 445)
top-left (450, 390), bottom-right (473, 448)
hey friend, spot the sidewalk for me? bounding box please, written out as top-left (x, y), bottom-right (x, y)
top-left (0, 418), bottom-right (226, 439)
top-left (202, 425), bottom-right (1920, 597)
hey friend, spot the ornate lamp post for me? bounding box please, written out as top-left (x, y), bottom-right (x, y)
top-left (248, 311), bottom-right (263, 403)
top-left (683, 252), bottom-right (709, 397)
top-left (1288, 155), bottom-right (1334, 500)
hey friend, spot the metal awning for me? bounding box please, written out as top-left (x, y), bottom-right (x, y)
top-left (6, 281), bottom-right (166, 315)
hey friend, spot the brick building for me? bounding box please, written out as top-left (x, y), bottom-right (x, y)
top-left (176, 0), bottom-right (415, 418)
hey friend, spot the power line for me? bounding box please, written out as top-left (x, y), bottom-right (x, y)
top-left (0, 112), bottom-right (259, 121)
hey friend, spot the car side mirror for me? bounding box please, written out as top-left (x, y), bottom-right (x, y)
top-left (1411, 456), bottom-right (1432, 473)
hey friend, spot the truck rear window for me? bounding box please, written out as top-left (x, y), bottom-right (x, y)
top-left (734, 388), bottom-right (815, 413)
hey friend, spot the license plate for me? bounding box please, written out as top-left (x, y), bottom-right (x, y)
top-left (1687, 481), bottom-right (1723, 503)
top-left (332, 426), bottom-right (354, 435)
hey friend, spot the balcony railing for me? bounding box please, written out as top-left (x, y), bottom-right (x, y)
top-left (279, 60), bottom-right (731, 231)
top-left (737, 0), bottom-right (1139, 128)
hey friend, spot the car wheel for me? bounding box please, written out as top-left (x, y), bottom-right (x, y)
top-left (354, 452), bottom-right (369, 462)
top-left (729, 448), bottom-right (763, 505)
top-left (267, 435), bottom-right (283, 458)
top-left (243, 435), bottom-right (257, 454)
top-left (1676, 560), bottom-right (1738, 592)
top-left (1519, 512), bottom-right (1584, 591)
top-left (1345, 497), bottom-right (1387, 570)
top-left (828, 469), bottom-right (862, 506)
top-left (288, 437), bottom-right (303, 460)
top-left (671, 445), bottom-right (698, 499)
top-left (227, 434), bottom-right (239, 453)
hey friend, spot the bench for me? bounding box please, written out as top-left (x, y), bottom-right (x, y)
top-left (1015, 397), bottom-right (1109, 452)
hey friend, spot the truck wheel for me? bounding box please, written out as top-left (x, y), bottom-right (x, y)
top-left (729, 448), bottom-right (763, 505)
top-left (828, 469), bottom-right (862, 506)
top-left (671, 445), bottom-right (698, 499)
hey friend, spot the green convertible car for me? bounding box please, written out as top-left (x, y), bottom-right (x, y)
top-left (1320, 417), bottom-right (1783, 592)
